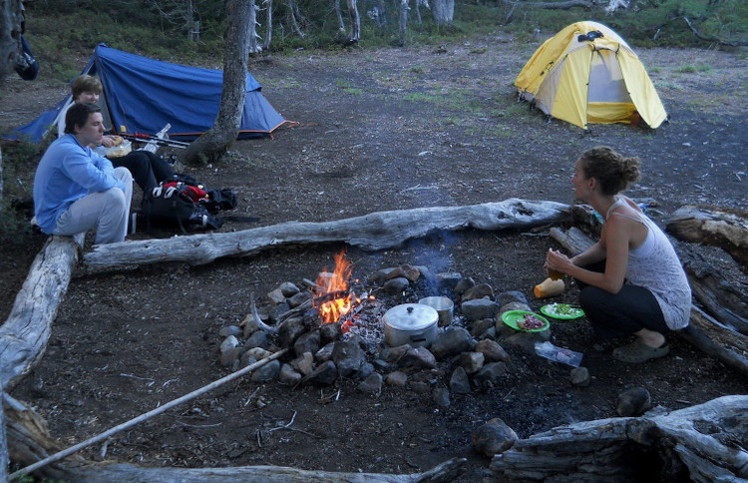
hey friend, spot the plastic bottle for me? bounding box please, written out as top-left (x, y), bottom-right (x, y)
top-left (533, 277), bottom-right (565, 298)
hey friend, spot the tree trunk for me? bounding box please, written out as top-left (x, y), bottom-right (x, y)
top-left (0, 146), bottom-right (4, 200)
top-left (263, 0), bottom-right (274, 50)
top-left (0, 0), bottom-right (23, 79)
top-left (666, 205), bottom-right (748, 271)
top-left (334, 0), bottom-right (346, 31)
top-left (490, 395), bottom-right (748, 482)
top-left (248, 0), bottom-right (261, 53)
top-left (82, 199), bottom-right (570, 270)
top-left (179, 0), bottom-right (252, 166)
top-left (431, 0), bottom-right (454, 25)
top-left (398, 0), bottom-right (409, 45)
top-left (347, 0), bottom-right (361, 42)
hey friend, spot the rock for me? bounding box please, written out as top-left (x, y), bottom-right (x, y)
top-left (449, 366), bottom-right (471, 394)
top-left (462, 283), bottom-right (494, 302)
top-left (470, 318), bottom-right (495, 338)
top-left (570, 366), bottom-right (590, 387)
top-left (383, 277), bottom-right (410, 294)
top-left (303, 360), bottom-right (338, 386)
top-left (616, 387), bottom-right (652, 417)
top-left (454, 277), bottom-right (476, 295)
top-left (475, 339), bottom-right (511, 363)
top-left (315, 342), bottom-right (335, 362)
top-left (413, 265), bottom-right (434, 285)
top-left (220, 336), bottom-right (240, 367)
top-left (268, 301), bottom-right (291, 324)
top-left (278, 316), bottom-right (307, 347)
top-left (433, 387), bottom-right (451, 407)
top-left (385, 371), bottom-right (408, 387)
top-left (456, 352), bottom-right (485, 374)
top-left (390, 264), bottom-right (421, 282)
top-left (292, 352), bottom-right (315, 376)
top-left (430, 327), bottom-right (475, 359)
top-left (218, 325), bottom-right (242, 337)
top-left (319, 322), bottom-right (341, 344)
top-left (499, 301), bottom-right (531, 314)
top-left (279, 281), bottom-right (301, 297)
top-left (380, 344), bottom-right (411, 363)
top-left (435, 272), bottom-right (462, 290)
top-left (332, 340), bottom-right (366, 377)
top-left (410, 381), bottom-right (431, 394)
top-left (400, 346), bottom-right (437, 369)
top-left (471, 418), bottom-right (518, 457)
top-left (358, 362), bottom-right (375, 379)
top-left (496, 291), bottom-right (528, 307)
top-left (358, 373), bottom-right (383, 395)
top-left (279, 363), bottom-right (302, 385)
top-left (474, 362), bottom-right (507, 387)
top-left (239, 352), bottom-right (257, 368)
top-left (287, 291), bottom-right (310, 308)
top-left (246, 329), bottom-right (270, 350)
top-left (371, 267), bottom-right (397, 285)
top-left (461, 298), bottom-right (500, 321)
top-left (250, 360), bottom-right (280, 383)
top-left (501, 331), bottom-right (550, 354)
top-left (294, 330), bottom-right (321, 357)
top-left (267, 288), bottom-right (287, 305)
top-left (244, 347), bottom-right (272, 361)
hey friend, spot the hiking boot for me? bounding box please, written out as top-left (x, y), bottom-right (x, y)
top-left (612, 340), bottom-right (670, 363)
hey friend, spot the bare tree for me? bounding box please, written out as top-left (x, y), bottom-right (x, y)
top-left (248, 0), bottom-right (262, 53)
top-left (431, 0), bottom-right (453, 25)
top-left (398, 0), bottom-right (409, 45)
top-left (263, 0), bottom-right (273, 50)
top-left (347, 0), bottom-right (361, 42)
top-left (179, 0), bottom-right (252, 166)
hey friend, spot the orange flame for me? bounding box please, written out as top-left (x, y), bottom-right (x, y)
top-left (315, 251), bottom-right (355, 324)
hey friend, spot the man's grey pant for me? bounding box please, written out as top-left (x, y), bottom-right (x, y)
top-left (53, 167), bottom-right (133, 244)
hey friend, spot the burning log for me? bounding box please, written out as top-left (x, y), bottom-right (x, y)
top-left (82, 198), bottom-right (570, 271)
top-left (490, 395), bottom-right (748, 481)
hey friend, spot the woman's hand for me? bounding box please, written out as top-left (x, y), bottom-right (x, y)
top-left (545, 249), bottom-right (572, 275)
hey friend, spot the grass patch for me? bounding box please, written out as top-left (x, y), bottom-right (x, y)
top-left (674, 64), bottom-right (713, 74)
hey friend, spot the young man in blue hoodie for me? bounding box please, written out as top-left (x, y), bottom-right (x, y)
top-left (33, 103), bottom-right (133, 244)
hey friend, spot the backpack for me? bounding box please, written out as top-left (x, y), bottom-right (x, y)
top-left (140, 175), bottom-right (234, 233)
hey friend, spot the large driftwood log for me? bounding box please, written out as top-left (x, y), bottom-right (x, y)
top-left (0, 234), bottom-right (83, 392)
top-left (83, 199), bottom-right (569, 270)
top-left (490, 395), bottom-right (748, 482)
top-left (666, 205), bottom-right (748, 271)
top-left (549, 227), bottom-right (748, 376)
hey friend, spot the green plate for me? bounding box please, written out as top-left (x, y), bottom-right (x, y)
top-left (501, 310), bottom-right (550, 332)
top-left (540, 303), bottom-right (585, 320)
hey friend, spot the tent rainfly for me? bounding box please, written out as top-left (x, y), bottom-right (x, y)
top-left (11, 43), bottom-right (287, 143)
top-left (514, 21), bottom-right (667, 130)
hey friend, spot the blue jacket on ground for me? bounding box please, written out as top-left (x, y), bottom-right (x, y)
top-left (33, 134), bottom-right (126, 234)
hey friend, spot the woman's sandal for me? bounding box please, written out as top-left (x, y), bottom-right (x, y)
top-left (612, 339), bottom-right (670, 363)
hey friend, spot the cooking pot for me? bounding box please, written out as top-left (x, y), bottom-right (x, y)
top-left (383, 303), bottom-right (438, 348)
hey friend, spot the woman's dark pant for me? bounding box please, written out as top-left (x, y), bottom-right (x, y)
top-left (576, 261), bottom-right (669, 339)
top-left (112, 151), bottom-right (175, 193)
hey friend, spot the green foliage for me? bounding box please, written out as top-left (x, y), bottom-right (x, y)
top-left (674, 63), bottom-right (713, 73)
top-left (0, 141), bottom-right (43, 245)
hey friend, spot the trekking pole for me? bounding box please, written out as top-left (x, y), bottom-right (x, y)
top-left (121, 133), bottom-right (191, 148)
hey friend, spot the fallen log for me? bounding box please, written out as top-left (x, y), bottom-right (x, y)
top-left (82, 198), bottom-right (570, 270)
top-left (0, 234), bottom-right (83, 391)
top-left (490, 395), bottom-right (748, 482)
top-left (549, 227), bottom-right (748, 376)
top-left (666, 205), bottom-right (748, 271)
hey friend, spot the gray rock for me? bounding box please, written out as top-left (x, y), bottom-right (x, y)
top-left (244, 347), bottom-right (272, 360)
top-left (218, 325), bottom-right (242, 337)
top-left (358, 361), bottom-right (375, 379)
top-left (496, 291), bottom-right (528, 307)
top-left (456, 352), bottom-right (485, 374)
top-left (246, 329), bottom-right (270, 350)
top-left (268, 301), bottom-right (291, 324)
top-left (220, 336), bottom-right (240, 366)
top-left (470, 318), bottom-right (495, 338)
top-left (433, 387), bottom-right (451, 407)
top-left (475, 339), bottom-right (511, 363)
top-left (292, 352), bottom-right (315, 376)
top-left (501, 331), bottom-right (550, 354)
top-left (380, 344), bottom-right (411, 363)
top-left (449, 366), bottom-right (471, 394)
top-left (435, 272), bottom-right (462, 290)
top-left (319, 322), bottom-right (341, 344)
top-left (413, 265), bottom-right (434, 285)
top-left (383, 277), bottom-right (410, 294)
top-left (294, 330), bottom-right (321, 357)
top-left (570, 366), bottom-right (590, 387)
top-left (279, 363), bottom-right (302, 385)
top-left (454, 277), bottom-right (476, 295)
top-left (279, 282), bottom-right (301, 297)
top-left (400, 346), bottom-right (437, 369)
top-left (371, 267), bottom-right (397, 285)
top-left (250, 359), bottom-right (280, 383)
top-left (287, 291), bottom-right (310, 308)
top-left (461, 298), bottom-right (500, 321)
top-left (462, 283), bottom-right (494, 302)
top-left (239, 352), bottom-right (257, 368)
top-left (410, 381), bottom-right (431, 394)
top-left (499, 301), bottom-right (531, 314)
top-left (267, 288), bottom-right (287, 305)
top-left (303, 360), bottom-right (338, 386)
top-left (315, 342), bottom-right (335, 362)
top-left (278, 316), bottom-right (307, 347)
top-left (389, 264), bottom-right (421, 282)
top-left (358, 373), bottom-right (383, 395)
top-left (471, 417), bottom-right (518, 457)
top-left (332, 340), bottom-right (366, 377)
top-left (474, 362), bottom-right (508, 387)
top-left (385, 371), bottom-right (408, 387)
top-left (616, 387), bottom-right (651, 417)
top-left (430, 327), bottom-right (475, 359)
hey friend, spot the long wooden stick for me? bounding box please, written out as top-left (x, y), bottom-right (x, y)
top-left (9, 348), bottom-right (288, 481)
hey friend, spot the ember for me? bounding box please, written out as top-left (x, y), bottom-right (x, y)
top-left (314, 250), bottom-right (358, 324)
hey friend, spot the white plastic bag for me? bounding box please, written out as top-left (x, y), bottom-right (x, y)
top-left (534, 341), bottom-right (583, 367)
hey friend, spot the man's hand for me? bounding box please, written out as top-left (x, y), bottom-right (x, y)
top-left (100, 135), bottom-right (123, 148)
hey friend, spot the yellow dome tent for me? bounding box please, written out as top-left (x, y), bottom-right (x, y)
top-left (514, 21), bottom-right (667, 130)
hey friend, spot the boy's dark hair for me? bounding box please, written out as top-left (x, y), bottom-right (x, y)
top-left (64, 103), bottom-right (101, 135)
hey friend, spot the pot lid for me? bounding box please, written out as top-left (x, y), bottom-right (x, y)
top-left (383, 303), bottom-right (438, 331)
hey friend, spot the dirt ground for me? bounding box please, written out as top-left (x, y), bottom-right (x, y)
top-left (1, 33), bottom-right (747, 480)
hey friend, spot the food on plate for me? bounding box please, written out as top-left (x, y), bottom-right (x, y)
top-left (111, 136), bottom-right (124, 146)
top-left (541, 303), bottom-right (585, 319)
top-left (518, 313), bottom-right (546, 330)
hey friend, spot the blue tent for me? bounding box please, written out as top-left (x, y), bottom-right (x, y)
top-left (11, 44), bottom-right (286, 142)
